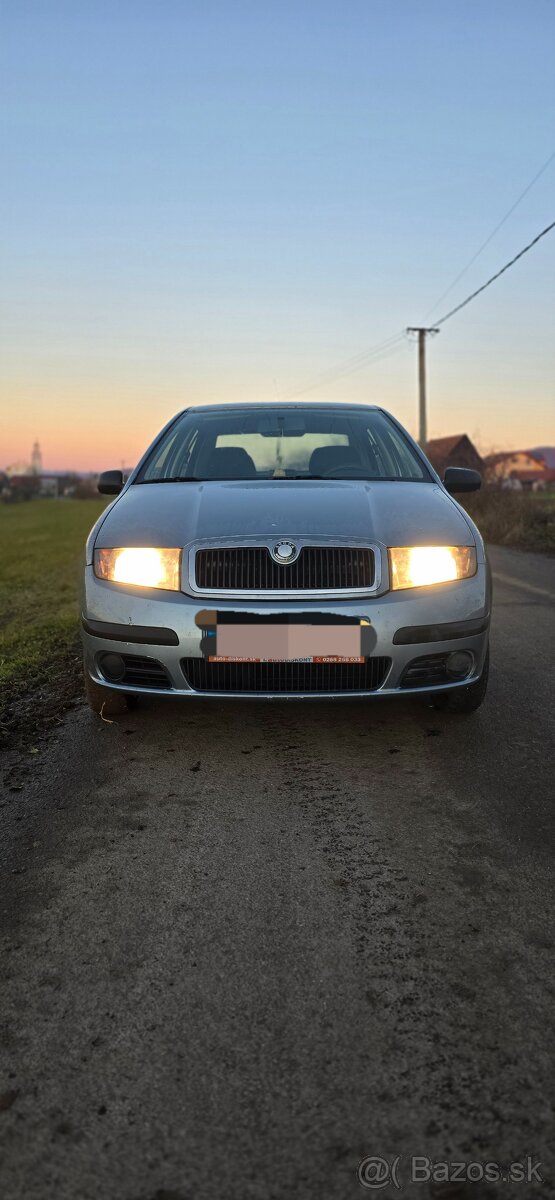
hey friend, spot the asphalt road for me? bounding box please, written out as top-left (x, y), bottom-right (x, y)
top-left (1, 545), bottom-right (554, 1200)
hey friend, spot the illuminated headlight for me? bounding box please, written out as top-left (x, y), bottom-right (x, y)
top-left (94, 547), bottom-right (181, 591)
top-left (389, 545), bottom-right (477, 590)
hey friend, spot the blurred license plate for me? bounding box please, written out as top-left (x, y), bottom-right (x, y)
top-left (209, 623), bottom-right (364, 663)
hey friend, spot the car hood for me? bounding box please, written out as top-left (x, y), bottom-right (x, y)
top-left (94, 479), bottom-right (474, 549)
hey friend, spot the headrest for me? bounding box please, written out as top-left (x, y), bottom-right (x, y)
top-left (206, 446), bottom-right (257, 478)
top-left (308, 445), bottom-right (361, 476)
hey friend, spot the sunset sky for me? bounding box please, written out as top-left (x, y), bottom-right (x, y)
top-left (1, 0), bottom-right (554, 471)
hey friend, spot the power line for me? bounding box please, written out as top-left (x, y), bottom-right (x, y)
top-left (306, 331), bottom-right (405, 379)
top-left (285, 331), bottom-right (405, 390)
top-left (407, 218), bottom-right (554, 443)
top-left (434, 219), bottom-right (555, 327)
top-left (282, 331), bottom-right (406, 399)
top-left (283, 211), bottom-right (554, 406)
top-left (424, 149), bottom-right (555, 319)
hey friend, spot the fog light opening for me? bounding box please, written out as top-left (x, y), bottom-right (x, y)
top-left (446, 650), bottom-right (473, 679)
top-left (99, 652), bottom-right (126, 683)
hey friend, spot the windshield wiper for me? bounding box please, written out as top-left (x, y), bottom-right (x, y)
top-left (139, 476), bottom-right (205, 484)
top-left (286, 474), bottom-right (369, 480)
top-left (140, 473), bottom-right (381, 484)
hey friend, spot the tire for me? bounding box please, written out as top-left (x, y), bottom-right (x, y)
top-left (427, 646), bottom-right (489, 715)
top-left (84, 670), bottom-right (128, 716)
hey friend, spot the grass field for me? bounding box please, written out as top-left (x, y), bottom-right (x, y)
top-left (0, 499), bottom-right (107, 693)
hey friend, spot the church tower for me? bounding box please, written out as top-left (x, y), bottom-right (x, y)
top-left (31, 440), bottom-right (43, 474)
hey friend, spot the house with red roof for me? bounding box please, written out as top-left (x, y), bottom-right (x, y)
top-left (425, 434), bottom-right (484, 478)
top-left (483, 450), bottom-right (553, 489)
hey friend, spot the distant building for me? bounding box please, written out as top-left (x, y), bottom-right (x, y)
top-left (5, 460), bottom-right (32, 477)
top-left (31, 440), bottom-right (43, 474)
top-left (38, 474), bottom-right (61, 497)
top-left (484, 450), bottom-right (546, 488)
top-left (2, 473), bottom-right (41, 501)
top-left (5, 441), bottom-right (44, 479)
top-left (537, 469), bottom-right (555, 490)
top-left (426, 434), bottom-right (484, 477)
top-left (527, 446), bottom-right (555, 470)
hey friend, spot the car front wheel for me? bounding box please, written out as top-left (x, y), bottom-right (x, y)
top-left (427, 646), bottom-right (489, 715)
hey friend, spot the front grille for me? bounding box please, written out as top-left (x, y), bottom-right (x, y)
top-left (194, 546), bottom-right (374, 591)
top-left (182, 657), bottom-right (390, 693)
top-left (118, 655), bottom-right (172, 689)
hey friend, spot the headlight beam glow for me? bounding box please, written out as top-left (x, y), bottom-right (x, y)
top-left (389, 545), bottom-right (476, 590)
top-left (94, 547), bottom-right (181, 591)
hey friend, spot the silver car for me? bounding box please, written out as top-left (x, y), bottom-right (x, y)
top-left (82, 403), bottom-right (490, 716)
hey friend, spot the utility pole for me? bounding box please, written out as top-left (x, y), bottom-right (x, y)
top-left (406, 327), bottom-right (439, 447)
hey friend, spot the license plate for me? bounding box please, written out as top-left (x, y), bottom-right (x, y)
top-left (207, 622), bottom-right (365, 664)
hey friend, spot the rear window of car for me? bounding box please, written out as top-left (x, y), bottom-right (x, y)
top-left (214, 431), bottom-right (350, 473)
top-left (138, 407), bottom-right (430, 482)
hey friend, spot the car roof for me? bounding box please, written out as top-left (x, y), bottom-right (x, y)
top-left (184, 401), bottom-right (383, 414)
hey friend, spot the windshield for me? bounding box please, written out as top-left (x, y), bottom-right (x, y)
top-left (138, 407), bottom-right (430, 483)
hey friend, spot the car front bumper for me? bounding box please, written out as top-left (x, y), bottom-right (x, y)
top-left (81, 563), bottom-right (491, 700)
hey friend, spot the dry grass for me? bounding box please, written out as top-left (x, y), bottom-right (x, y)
top-left (461, 488), bottom-right (555, 553)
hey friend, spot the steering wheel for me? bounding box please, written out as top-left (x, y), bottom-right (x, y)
top-left (319, 463), bottom-right (361, 477)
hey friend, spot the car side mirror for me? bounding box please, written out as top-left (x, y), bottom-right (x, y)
top-left (98, 470), bottom-right (124, 495)
top-left (443, 467), bottom-right (481, 494)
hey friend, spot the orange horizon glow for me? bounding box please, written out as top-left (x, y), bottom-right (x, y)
top-left (2, 394), bottom-right (553, 473)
